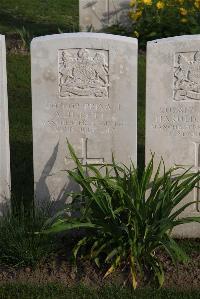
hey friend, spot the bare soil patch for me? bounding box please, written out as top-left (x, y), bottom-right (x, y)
top-left (0, 242), bottom-right (199, 290)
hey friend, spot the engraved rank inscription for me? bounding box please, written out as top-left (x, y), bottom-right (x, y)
top-left (59, 48), bottom-right (109, 98)
top-left (174, 51), bottom-right (200, 101)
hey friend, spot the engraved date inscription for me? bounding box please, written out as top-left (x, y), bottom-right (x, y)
top-left (174, 51), bottom-right (200, 101)
top-left (46, 102), bottom-right (125, 134)
top-left (59, 48), bottom-right (109, 98)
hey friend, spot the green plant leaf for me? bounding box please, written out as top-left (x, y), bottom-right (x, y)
top-left (43, 143), bottom-right (200, 289)
top-left (43, 221), bottom-right (99, 234)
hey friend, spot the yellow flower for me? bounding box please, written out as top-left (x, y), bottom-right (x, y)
top-left (129, 10), bottom-right (142, 21)
top-left (132, 10), bottom-right (143, 21)
top-left (180, 18), bottom-right (188, 23)
top-left (143, 0), bottom-right (152, 5)
top-left (179, 7), bottom-right (188, 16)
top-left (156, 1), bottom-right (165, 9)
top-left (195, 0), bottom-right (200, 9)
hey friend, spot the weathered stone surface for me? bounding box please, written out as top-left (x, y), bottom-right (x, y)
top-left (146, 35), bottom-right (200, 238)
top-left (79, 0), bottom-right (130, 31)
top-left (31, 33), bottom-right (137, 209)
top-left (0, 35), bottom-right (10, 214)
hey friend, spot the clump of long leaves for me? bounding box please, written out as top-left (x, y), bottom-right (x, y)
top-left (44, 142), bottom-right (200, 288)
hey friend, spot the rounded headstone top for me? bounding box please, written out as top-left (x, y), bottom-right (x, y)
top-left (148, 34), bottom-right (200, 48)
top-left (31, 32), bottom-right (138, 46)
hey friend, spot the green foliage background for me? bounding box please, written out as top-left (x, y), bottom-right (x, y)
top-left (0, 0), bottom-right (79, 36)
top-left (129, 0), bottom-right (200, 47)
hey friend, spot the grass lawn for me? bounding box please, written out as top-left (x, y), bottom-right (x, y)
top-left (0, 283), bottom-right (199, 299)
top-left (0, 0), bottom-right (79, 37)
top-left (7, 55), bottom-right (32, 210)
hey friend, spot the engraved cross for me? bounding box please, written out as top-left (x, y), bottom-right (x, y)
top-left (80, 138), bottom-right (104, 165)
top-left (181, 142), bottom-right (200, 212)
top-left (66, 138), bottom-right (104, 166)
top-left (193, 142), bottom-right (200, 212)
top-left (189, 142), bottom-right (200, 212)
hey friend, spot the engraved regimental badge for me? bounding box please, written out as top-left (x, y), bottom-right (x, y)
top-left (59, 48), bottom-right (109, 98)
top-left (174, 51), bottom-right (200, 101)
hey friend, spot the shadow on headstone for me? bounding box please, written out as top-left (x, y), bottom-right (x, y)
top-left (83, 1), bottom-right (98, 9)
top-left (0, 201), bottom-right (10, 217)
top-left (102, 1), bottom-right (130, 28)
top-left (35, 142), bottom-right (80, 215)
top-left (82, 0), bottom-right (130, 30)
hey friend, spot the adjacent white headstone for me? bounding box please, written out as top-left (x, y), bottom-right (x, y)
top-left (79, 0), bottom-right (130, 32)
top-left (0, 35), bottom-right (10, 214)
top-left (31, 33), bottom-right (137, 209)
top-left (146, 35), bottom-right (200, 238)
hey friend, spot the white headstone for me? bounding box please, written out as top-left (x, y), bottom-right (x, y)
top-left (31, 33), bottom-right (137, 209)
top-left (146, 35), bottom-right (200, 238)
top-left (79, 0), bottom-right (130, 32)
top-left (0, 35), bottom-right (10, 214)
